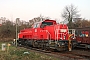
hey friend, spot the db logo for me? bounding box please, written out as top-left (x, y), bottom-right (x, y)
top-left (35, 29), bottom-right (37, 32)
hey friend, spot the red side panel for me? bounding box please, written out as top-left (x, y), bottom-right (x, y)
top-left (32, 28), bottom-right (49, 40)
top-left (39, 30), bottom-right (49, 40)
top-left (18, 29), bottom-right (33, 39)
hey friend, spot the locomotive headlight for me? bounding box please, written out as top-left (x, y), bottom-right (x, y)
top-left (61, 43), bottom-right (65, 45)
top-left (73, 38), bottom-right (74, 39)
top-left (60, 38), bottom-right (62, 39)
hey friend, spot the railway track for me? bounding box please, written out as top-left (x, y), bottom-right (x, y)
top-left (59, 51), bottom-right (90, 59)
top-left (74, 47), bottom-right (90, 52)
top-left (17, 45), bottom-right (90, 60)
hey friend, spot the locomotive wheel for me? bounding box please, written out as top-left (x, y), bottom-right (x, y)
top-left (43, 44), bottom-right (46, 50)
top-left (32, 40), bottom-right (39, 48)
top-left (40, 40), bottom-right (45, 50)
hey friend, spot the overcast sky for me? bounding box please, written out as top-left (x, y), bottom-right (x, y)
top-left (0, 0), bottom-right (90, 22)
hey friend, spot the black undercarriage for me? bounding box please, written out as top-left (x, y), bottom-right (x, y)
top-left (17, 38), bottom-right (77, 51)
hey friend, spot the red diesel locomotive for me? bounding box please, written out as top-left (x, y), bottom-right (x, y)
top-left (18, 19), bottom-right (77, 51)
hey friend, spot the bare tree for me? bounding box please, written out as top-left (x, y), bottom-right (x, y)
top-left (62, 4), bottom-right (80, 28)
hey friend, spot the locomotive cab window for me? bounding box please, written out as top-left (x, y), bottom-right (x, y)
top-left (33, 23), bottom-right (40, 28)
top-left (40, 22), bottom-right (53, 28)
top-left (42, 22), bottom-right (53, 25)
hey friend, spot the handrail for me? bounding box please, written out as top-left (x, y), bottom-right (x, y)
top-left (40, 30), bottom-right (51, 44)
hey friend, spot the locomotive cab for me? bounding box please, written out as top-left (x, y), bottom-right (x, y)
top-left (40, 20), bottom-right (56, 28)
top-left (32, 19), bottom-right (56, 28)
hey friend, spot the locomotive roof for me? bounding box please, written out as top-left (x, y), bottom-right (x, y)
top-left (34, 19), bottom-right (57, 24)
top-left (44, 19), bottom-right (56, 22)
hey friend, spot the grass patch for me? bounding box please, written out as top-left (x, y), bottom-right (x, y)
top-left (0, 42), bottom-right (59, 60)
